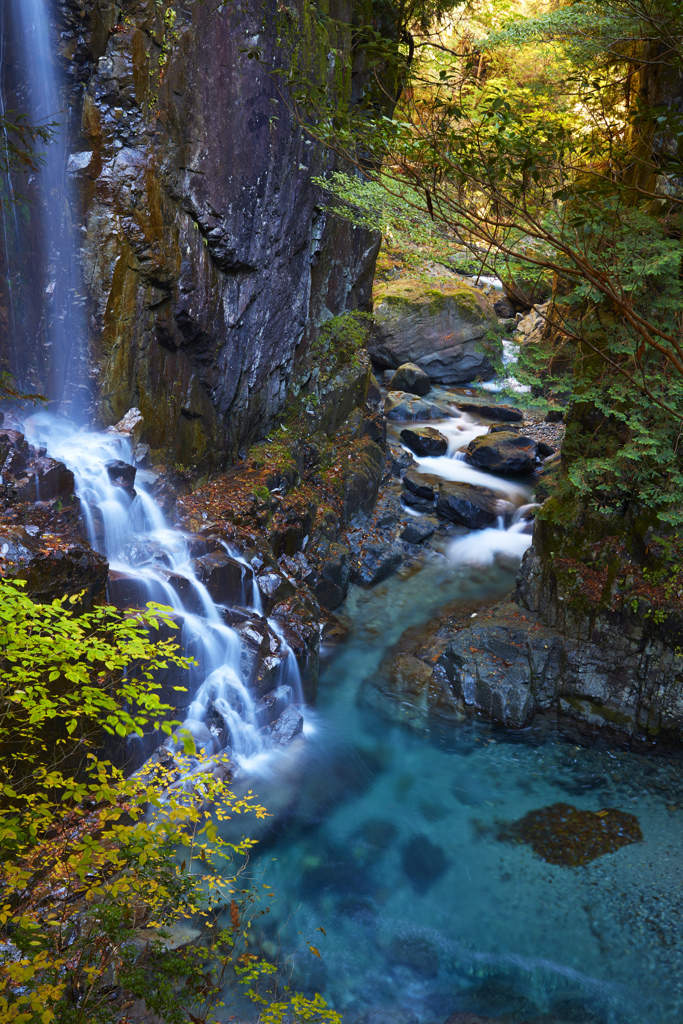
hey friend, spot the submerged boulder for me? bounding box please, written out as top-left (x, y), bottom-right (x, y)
top-left (370, 278), bottom-right (499, 384)
top-left (388, 362), bottom-right (431, 396)
top-left (399, 426), bottom-right (448, 457)
top-left (466, 432), bottom-right (538, 475)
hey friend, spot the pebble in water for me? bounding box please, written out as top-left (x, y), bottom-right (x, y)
top-left (497, 802), bottom-right (643, 866)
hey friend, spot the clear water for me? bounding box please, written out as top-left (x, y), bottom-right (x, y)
top-left (225, 564), bottom-right (683, 1024)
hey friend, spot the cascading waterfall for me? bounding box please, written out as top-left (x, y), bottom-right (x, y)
top-left (1, 0), bottom-right (88, 411)
top-left (24, 413), bottom-right (306, 773)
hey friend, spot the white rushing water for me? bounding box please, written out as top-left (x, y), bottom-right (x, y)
top-left (399, 409), bottom-right (535, 565)
top-left (23, 413), bottom-right (304, 772)
top-left (3, 0), bottom-right (88, 408)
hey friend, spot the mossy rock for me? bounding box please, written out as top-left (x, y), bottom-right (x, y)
top-left (369, 277), bottom-right (499, 384)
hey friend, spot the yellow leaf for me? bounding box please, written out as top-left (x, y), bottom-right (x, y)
top-left (308, 945), bottom-right (322, 958)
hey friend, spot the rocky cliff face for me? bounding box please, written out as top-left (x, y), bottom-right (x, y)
top-left (4, 0), bottom-right (380, 468)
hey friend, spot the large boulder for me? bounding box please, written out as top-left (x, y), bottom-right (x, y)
top-left (384, 391), bottom-right (446, 421)
top-left (370, 279), bottom-right (499, 384)
top-left (436, 482), bottom-right (501, 529)
top-left (400, 426), bottom-right (448, 457)
top-left (388, 362), bottom-right (431, 396)
top-left (466, 432), bottom-right (538, 475)
top-left (452, 398), bottom-right (523, 422)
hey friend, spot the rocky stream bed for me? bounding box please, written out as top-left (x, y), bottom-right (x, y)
top-left (2, 335), bottom-right (683, 1024)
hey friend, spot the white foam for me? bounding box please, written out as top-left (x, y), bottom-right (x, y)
top-left (448, 523), bottom-right (533, 566)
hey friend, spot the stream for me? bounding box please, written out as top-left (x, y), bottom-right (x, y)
top-left (21, 394), bottom-right (683, 1024)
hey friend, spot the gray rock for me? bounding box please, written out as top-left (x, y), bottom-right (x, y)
top-left (466, 432), bottom-right (538, 475)
top-left (269, 706), bottom-right (304, 745)
top-left (370, 278), bottom-right (499, 383)
top-left (402, 469), bottom-right (439, 500)
top-left (342, 438), bottom-right (383, 518)
top-left (399, 425), bottom-right (448, 456)
top-left (388, 440), bottom-right (415, 478)
top-left (194, 551), bottom-right (255, 606)
top-left (311, 542), bottom-right (351, 610)
top-left (351, 541), bottom-right (403, 586)
top-left (384, 391), bottom-right (447, 421)
top-left (436, 481), bottom-right (501, 529)
top-left (389, 362), bottom-right (431, 396)
top-left (402, 491), bottom-right (436, 514)
top-left (255, 686), bottom-right (293, 728)
top-left (545, 407), bottom-right (565, 422)
top-left (453, 398), bottom-right (523, 422)
top-left (105, 459), bottom-right (136, 491)
top-left (401, 517), bottom-right (439, 544)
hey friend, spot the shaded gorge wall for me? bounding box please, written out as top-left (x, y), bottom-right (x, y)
top-left (1, 0), bottom-right (380, 467)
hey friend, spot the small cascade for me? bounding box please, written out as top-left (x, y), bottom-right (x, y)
top-left (24, 414), bottom-right (305, 773)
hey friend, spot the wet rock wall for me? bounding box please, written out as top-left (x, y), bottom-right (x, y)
top-left (2, 0), bottom-right (380, 468)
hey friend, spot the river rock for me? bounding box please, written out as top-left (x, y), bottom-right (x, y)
top-left (399, 426), bottom-right (448, 456)
top-left (453, 399), bottom-right (523, 422)
top-left (194, 550), bottom-right (255, 607)
top-left (256, 569), bottom-right (297, 613)
top-left (436, 482), bottom-right (501, 529)
top-left (234, 616), bottom-right (290, 698)
top-left (434, 614), bottom-right (539, 728)
top-left (309, 542), bottom-right (351, 610)
top-left (107, 569), bottom-right (149, 608)
top-left (388, 440), bottom-right (415, 478)
top-left (351, 540), bottom-right (403, 586)
top-left (401, 517), bottom-right (439, 544)
top-left (370, 278), bottom-right (499, 383)
top-left (255, 685), bottom-right (293, 728)
top-left (402, 491), bottom-right (436, 513)
top-left (271, 594), bottom-right (321, 701)
top-left (269, 705), bottom-right (304, 745)
top-left (105, 459), bottom-right (136, 491)
top-left (13, 457), bottom-right (75, 503)
top-left (402, 469), bottom-right (439, 500)
top-left (384, 391), bottom-right (447, 422)
top-left (466, 432), bottom-right (538, 475)
top-left (389, 362), bottom-right (431, 396)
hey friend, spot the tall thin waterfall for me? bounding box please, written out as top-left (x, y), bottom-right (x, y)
top-left (1, 0), bottom-right (88, 414)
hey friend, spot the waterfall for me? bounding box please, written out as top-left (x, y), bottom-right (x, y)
top-left (23, 413), bottom-right (306, 775)
top-left (1, 0), bottom-right (88, 413)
